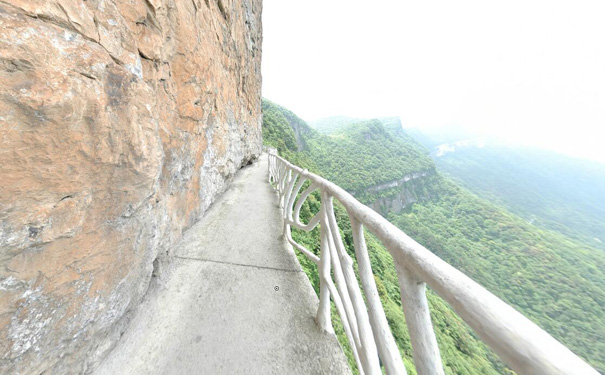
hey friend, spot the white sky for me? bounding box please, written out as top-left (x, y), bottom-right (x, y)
top-left (261, 0), bottom-right (605, 163)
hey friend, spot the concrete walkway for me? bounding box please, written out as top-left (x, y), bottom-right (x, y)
top-left (95, 154), bottom-right (351, 375)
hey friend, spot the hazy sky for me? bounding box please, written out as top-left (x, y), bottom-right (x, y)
top-left (262, 0), bottom-right (605, 163)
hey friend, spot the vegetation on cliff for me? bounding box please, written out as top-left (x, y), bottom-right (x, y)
top-left (427, 143), bottom-right (605, 251)
top-left (262, 99), bottom-right (605, 373)
top-left (306, 120), bottom-right (434, 192)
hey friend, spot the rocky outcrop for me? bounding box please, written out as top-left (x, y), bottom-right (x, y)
top-left (359, 171), bottom-right (433, 215)
top-left (0, 0), bottom-right (262, 373)
top-left (364, 171), bottom-right (431, 194)
top-left (280, 105), bottom-right (314, 151)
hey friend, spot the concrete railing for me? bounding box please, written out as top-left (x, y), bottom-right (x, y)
top-left (267, 151), bottom-right (600, 375)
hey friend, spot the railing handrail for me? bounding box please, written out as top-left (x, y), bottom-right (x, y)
top-left (267, 150), bottom-right (599, 375)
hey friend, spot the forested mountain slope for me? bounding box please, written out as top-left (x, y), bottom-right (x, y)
top-left (420, 141), bottom-right (605, 251)
top-left (310, 115), bottom-right (405, 136)
top-left (262, 99), bottom-right (605, 373)
top-left (306, 120), bottom-right (433, 192)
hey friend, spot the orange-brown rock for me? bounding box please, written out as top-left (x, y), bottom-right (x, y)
top-left (0, 0), bottom-right (262, 373)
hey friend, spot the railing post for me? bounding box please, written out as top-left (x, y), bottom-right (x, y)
top-left (395, 260), bottom-right (444, 375)
top-left (350, 215), bottom-right (408, 375)
top-left (316, 191), bottom-right (334, 334)
top-left (325, 196), bottom-right (381, 375)
top-left (268, 153), bottom-right (273, 184)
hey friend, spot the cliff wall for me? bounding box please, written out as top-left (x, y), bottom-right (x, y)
top-left (360, 172), bottom-right (434, 215)
top-left (0, 0), bottom-right (262, 373)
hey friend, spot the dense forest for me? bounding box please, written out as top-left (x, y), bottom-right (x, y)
top-left (262, 99), bottom-right (605, 374)
top-left (419, 142), bottom-right (605, 251)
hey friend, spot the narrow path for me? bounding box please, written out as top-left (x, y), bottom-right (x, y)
top-left (94, 154), bottom-right (351, 375)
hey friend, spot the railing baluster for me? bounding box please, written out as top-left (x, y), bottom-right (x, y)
top-left (324, 238), bottom-right (366, 375)
top-left (276, 161), bottom-right (284, 192)
top-left (274, 156), bottom-right (280, 187)
top-left (350, 215), bottom-right (408, 375)
top-left (326, 224), bottom-right (362, 345)
top-left (279, 168), bottom-right (291, 208)
top-left (395, 260), bottom-right (444, 375)
top-left (268, 153), bottom-right (273, 183)
top-left (286, 175), bottom-right (306, 221)
top-left (325, 195), bottom-right (382, 375)
top-left (292, 183), bottom-right (321, 231)
top-left (283, 170), bottom-right (300, 222)
top-left (284, 230), bottom-right (320, 264)
top-left (273, 159), bottom-right (280, 188)
top-left (316, 191), bottom-right (334, 334)
top-left (283, 178), bottom-right (321, 264)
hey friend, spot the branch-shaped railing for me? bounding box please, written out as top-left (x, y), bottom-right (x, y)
top-left (267, 150), bottom-right (600, 375)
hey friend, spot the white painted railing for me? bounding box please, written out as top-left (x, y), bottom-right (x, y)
top-left (267, 150), bottom-right (600, 375)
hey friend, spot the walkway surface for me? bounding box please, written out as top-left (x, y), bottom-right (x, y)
top-left (95, 154), bottom-right (351, 375)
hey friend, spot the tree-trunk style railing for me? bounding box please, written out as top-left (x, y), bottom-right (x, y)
top-left (267, 150), bottom-right (599, 375)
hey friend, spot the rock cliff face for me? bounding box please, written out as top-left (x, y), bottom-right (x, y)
top-left (0, 0), bottom-right (262, 373)
top-left (361, 171), bottom-right (433, 215)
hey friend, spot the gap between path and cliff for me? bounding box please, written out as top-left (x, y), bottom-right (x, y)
top-left (94, 154), bottom-right (351, 375)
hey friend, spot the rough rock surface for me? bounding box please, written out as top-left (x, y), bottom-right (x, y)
top-left (0, 0), bottom-right (262, 373)
top-left (362, 172), bottom-right (433, 215)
